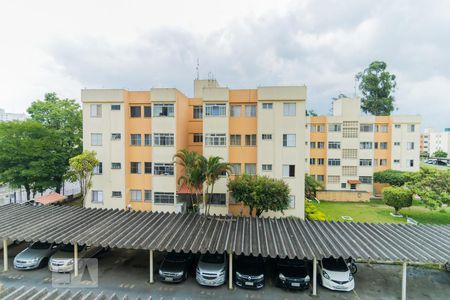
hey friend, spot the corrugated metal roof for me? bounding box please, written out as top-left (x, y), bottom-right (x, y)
top-left (0, 204), bottom-right (449, 264)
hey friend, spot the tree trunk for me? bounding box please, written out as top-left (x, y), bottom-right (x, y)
top-left (25, 185), bottom-right (31, 201)
top-left (256, 209), bottom-right (262, 217)
top-left (203, 185), bottom-right (209, 216)
top-left (207, 184), bottom-right (215, 216)
top-left (395, 207), bottom-right (399, 215)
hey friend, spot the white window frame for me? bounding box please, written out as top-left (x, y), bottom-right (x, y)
top-left (245, 105), bottom-right (256, 117)
top-left (91, 133), bottom-right (102, 146)
top-left (283, 103), bottom-right (296, 116)
top-left (92, 190), bottom-right (103, 203)
top-left (205, 134), bottom-right (226, 146)
top-left (262, 103), bottom-right (273, 109)
top-left (153, 103), bottom-right (174, 117)
top-left (90, 104), bottom-right (102, 118)
top-left (205, 103), bottom-right (226, 117)
top-left (154, 133), bottom-right (174, 146)
top-left (283, 134), bottom-right (296, 147)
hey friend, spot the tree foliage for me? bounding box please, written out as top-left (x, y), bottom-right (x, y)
top-left (332, 93), bottom-right (348, 100)
top-left (383, 186), bottom-right (413, 214)
top-left (27, 93), bottom-right (82, 192)
top-left (305, 201), bottom-right (327, 221)
top-left (355, 61), bottom-right (397, 115)
top-left (373, 169), bottom-right (412, 186)
top-left (432, 150), bottom-right (448, 158)
top-left (65, 151), bottom-right (99, 206)
top-left (305, 174), bottom-right (323, 199)
top-left (0, 120), bottom-right (58, 200)
top-left (202, 156), bottom-right (231, 215)
top-left (407, 167), bottom-right (450, 209)
top-left (228, 174), bottom-right (290, 216)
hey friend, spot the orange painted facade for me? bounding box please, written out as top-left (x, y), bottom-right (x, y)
top-left (374, 116), bottom-right (392, 172)
top-left (309, 116), bottom-right (327, 180)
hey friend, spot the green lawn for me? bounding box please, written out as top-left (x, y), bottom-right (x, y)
top-left (311, 200), bottom-right (450, 225)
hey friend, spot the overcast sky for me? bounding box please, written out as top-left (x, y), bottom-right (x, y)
top-left (0, 0), bottom-right (449, 130)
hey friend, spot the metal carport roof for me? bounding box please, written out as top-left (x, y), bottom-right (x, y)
top-left (0, 204), bottom-right (449, 264)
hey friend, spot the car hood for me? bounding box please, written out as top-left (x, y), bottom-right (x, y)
top-left (323, 269), bottom-right (350, 281)
top-left (197, 260), bottom-right (225, 272)
top-left (15, 248), bottom-right (49, 261)
top-left (160, 260), bottom-right (185, 273)
top-left (50, 251), bottom-right (74, 260)
top-left (278, 266), bottom-right (308, 278)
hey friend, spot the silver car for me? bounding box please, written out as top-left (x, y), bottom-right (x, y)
top-left (196, 253), bottom-right (227, 286)
top-left (49, 244), bottom-right (104, 273)
top-left (14, 242), bottom-right (59, 270)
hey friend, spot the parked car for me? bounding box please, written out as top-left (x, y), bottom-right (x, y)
top-left (196, 252), bottom-right (226, 286)
top-left (235, 255), bottom-right (265, 289)
top-left (13, 242), bottom-right (59, 270)
top-left (48, 244), bottom-right (104, 273)
top-left (159, 251), bottom-right (193, 283)
top-left (318, 257), bottom-right (355, 291)
top-left (274, 258), bottom-right (310, 290)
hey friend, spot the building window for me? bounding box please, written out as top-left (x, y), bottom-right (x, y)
top-left (360, 142), bottom-right (373, 149)
top-left (376, 124), bottom-right (388, 132)
top-left (245, 134), bottom-right (257, 146)
top-left (310, 158), bottom-right (316, 165)
top-left (245, 105), bottom-right (256, 117)
top-left (92, 190), bottom-right (103, 203)
top-left (154, 192), bottom-right (175, 204)
top-left (317, 142), bottom-right (325, 149)
top-left (93, 162), bottom-right (103, 175)
top-left (205, 103), bottom-right (226, 116)
top-left (341, 183), bottom-right (347, 189)
top-left (130, 190), bottom-right (142, 202)
top-left (193, 133), bottom-right (203, 143)
top-left (395, 124), bottom-right (401, 129)
top-left (394, 142), bottom-right (400, 146)
top-left (207, 193), bottom-right (226, 205)
top-left (262, 103), bottom-right (273, 109)
top-left (144, 190), bottom-right (152, 202)
top-left (328, 141), bottom-right (341, 149)
top-left (283, 103), bottom-right (296, 116)
top-left (230, 105), bottom-right (241, 117)
top-left (343, 128), bottom-right (358, 138)
top-left (111, 162), bottom-right (121, 169)
top-left (394, 159), bottom-right (400, 164)
top-left (111, 104), bottom-right (121, 111)
top-left (193, 105), bottom-right (203, 119)
top-left (283, 134), bottom-right (296, 147)
top-left (328, 159), bottom-right (341, 166)
top-left (317, 158), bottom-right (324, 165)
top-left (153, 163), bottom-right (174, 175)
top-left (360, 124), bottom-right (374, 132)
top-left (130, 106), bottom-right (141, 118)
top-left (230, 163), bottom-right (241, 175)
top-left (262, 164), bottom-right (272, 171)
top-left (380, 142), bottom-right (388, 149)
top-left (359, 176), bottom-right (372, 184)
top-left (130, 134), bottom-right (142, 146)
top-left (328, 123), bottom-right (341, 132)
top-left (310, 142), bottom-right (316, 149)
top-left (205, 134), bottom-right (226, 146)
top-left (409, 160), bottom-right (414, 167)
top-left (282, 165), bottom-right (295, 177)
top-left (244, 163), bottom-right (256, 175)
top-left (130, 162), bottom-right (141, 174)
top-left (379, 159), bottom-right (388, 166)
top-left (111, 133), bottom-right (121, 141)
top-left (407, 124), bottom-right (416, 132)
top-left (359, 159), bottom-right (372, 167)
top-left (262, 134), bottom-right (272, 140)
top-left (328, 176), bottom-right (340, 184)
top-left (289, 195), bottom-right (295, 208)
top-left (230, 134), bottom-right (241, 146)
top-left (90, 104), bottom-right (102, 117)
top-left (144, 134), bottom-right (152, 146)
top-left (342, 166), bottom-right (357, 176)
top-left (91, 133), bottom-right (102, 146)
top-left (407, 142), bottom-right (415, 150)
top-left (144, 106), bottom-right (152, 118)
top-left (144, 162), bottom-right (152, 174)
top-left (153, 104), bottom-right (174, 117)
top-left (316, 175), bottom-right (324, 182)
top-left (311, 124), bottom-right (325, 133)
top-left (112, 191), bottom-right (122, 198)
top-left (154, 133), bottom-right (174, 146)
top-left (342, 149), bottom-right (358, 159)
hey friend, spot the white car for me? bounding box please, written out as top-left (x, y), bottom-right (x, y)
top-left (318, 257), bottom-right (354, 291)
top-left (49, 244), bottom-right (104, 273)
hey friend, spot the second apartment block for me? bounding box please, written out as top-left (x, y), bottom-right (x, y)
top-left (82, 79), bottom-right (306, 218)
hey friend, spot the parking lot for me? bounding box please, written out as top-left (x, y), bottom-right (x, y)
top-left (1, 243), bottom-right (450, 299)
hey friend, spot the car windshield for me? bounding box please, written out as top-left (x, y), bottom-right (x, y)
top-left (201, 253), bottom-right (224, 264)
top-left (30, 242), bottom-right (51, 250)
top-left (60, 244), bottom-right (85, 252)
top-left (322, 257), bottom-right (348, 271)
top-left (238, 255), bottom-right (261, 265)
top-left (166, 252), bottom-right (189, 262)
top-left (278, 258), bottom-right (306, 268)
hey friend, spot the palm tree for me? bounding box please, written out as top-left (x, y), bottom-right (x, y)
top-left (203, 156), bottom-right (231, 216)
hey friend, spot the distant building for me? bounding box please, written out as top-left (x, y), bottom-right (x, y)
top-left (0, 108), bottom-right (27, 122)
top-left (421, 128), bottom-right (450, 157)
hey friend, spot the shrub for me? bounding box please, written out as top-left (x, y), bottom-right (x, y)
top-left (305, 201), bottom-right (327, 221)
top-left (374, 169), bottom-right (412, 186)
top-left (383, 186), bottom-right (413, 215)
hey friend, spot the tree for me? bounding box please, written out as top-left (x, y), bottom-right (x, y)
top-left (228, 174), bottom-right (290, 216)
top-left (332, 93), bottom-right (348, 100)
top-left (305, 174), bottom-right (323, 199)
top-left (65, 151), bottom-right (99, 207)
top-left (0, 120), bottom-right (57, 200)
top-left (355, 61), bottom-right (397, 115)
top-left (374, 170), bottom-right (412, 187)
top-left (407, 167), bottom-right (450, 209)
top-left (27, 93), bottom-right (82, 192)
top-left (203, 156), bottom-right (231, 216)
top-left (383, 186), bottom-right (413, 215)
top-left (432, 150), bottom-right (447, 158)
top-left (306, 110), bottom-right (318, 116)
top-left (305, 201), bottom-right (326, 221)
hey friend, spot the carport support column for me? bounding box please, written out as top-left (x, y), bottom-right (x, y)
top-left (74, 242), bottom-right (78, 277)
top-left (402, 262), bottom-right (407, 300)
top-left (228, 252), bottom-right (233, 290)
top-left (312, 257), bottom-right (317, 296)
top-left (3, 240), bottom-right (7, 272)
top-left (149, 250), bottom-right (154, 284)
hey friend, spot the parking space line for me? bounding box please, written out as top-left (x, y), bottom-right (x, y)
top-left (353, 288), bottom-right (362, 300)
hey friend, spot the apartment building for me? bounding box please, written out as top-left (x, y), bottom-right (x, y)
top-left (82, 79), bottom-right (306, 218)
top-left (0, 108), bottom-right (27, 122)
top-left (421, 128), bottom-right (450, 157)
top-left (306, 97), bottom-right (421, 200)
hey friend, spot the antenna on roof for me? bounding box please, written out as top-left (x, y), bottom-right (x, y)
top-left (196, 58), bottom-right (200, 80)
top-left (354, 77), bottom-right (357, 97)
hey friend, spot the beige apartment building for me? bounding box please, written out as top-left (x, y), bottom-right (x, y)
top-left (306, 98), bottom-right (421, 201)
top-left (82, 79), bottom-right (306, 218)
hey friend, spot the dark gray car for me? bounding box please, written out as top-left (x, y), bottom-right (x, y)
top-left (14, 242), bottom-right (59, 270)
